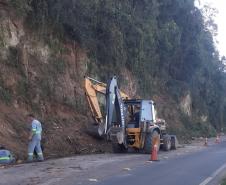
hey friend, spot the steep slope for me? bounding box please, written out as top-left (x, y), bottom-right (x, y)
top-left (0, 1), bottom-right (110, 160)
top-left (0, 0), bottom-right (226, 161)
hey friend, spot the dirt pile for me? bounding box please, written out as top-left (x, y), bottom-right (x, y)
top-left (0, 2), bottom-right (111, 161)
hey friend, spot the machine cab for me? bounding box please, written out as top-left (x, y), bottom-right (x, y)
top-left (140, 100), bottom-right (156, 124)
top-left (124, 99), bottom-right (156, 128)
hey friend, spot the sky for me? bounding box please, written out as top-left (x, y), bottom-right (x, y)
top-left (195, 0), bottom-right (226, 57)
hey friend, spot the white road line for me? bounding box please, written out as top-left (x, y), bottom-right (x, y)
top-left (212, 163), bottom-right (226, 178)
top-left (198, 163), bottom-right (226, 185)
top-left (199, 177), bottom-right (212, 185)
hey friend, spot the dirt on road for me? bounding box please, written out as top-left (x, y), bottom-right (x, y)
top-left (0, 136), bottom-right (218, 185)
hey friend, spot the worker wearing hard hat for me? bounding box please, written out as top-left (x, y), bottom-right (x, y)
top-left (27, 114), bottom-right (44, 162)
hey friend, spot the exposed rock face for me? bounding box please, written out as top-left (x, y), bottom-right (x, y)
top-left (180, 92), bottom-right (192, 117)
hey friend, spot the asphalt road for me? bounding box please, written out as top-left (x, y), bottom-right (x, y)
top-left (96, 140), bottom-right (226, 185)
top-left (0, 138), bottom-right (226, 185)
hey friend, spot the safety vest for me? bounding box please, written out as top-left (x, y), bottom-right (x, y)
top-left (0, 150), bottom-right (11, 161)
top-left (31, 120), bottom-right (42, 135)
top-left (0, 157), bottom-right (10, 160)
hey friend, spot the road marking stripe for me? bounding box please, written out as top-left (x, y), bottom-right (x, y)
top-left (199, 163), bottom-right (226, 185)
top-left (123, 167), bottom-right (131, 171)
top-left (212, 163), bottom-right (226, 177)
top-left (89, 178), bottom-right (98, 182)
top-left (199, 177), bottom-right (212, 185)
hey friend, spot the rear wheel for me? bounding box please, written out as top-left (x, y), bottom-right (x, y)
top-left (112, 143), bottom-right (128, 153)
top-left (170, 135), bottom-right (178, 150)
top-left (162, 135), bottom-right (171, 151)
top-left (144, 130), bottom-right (160, 154)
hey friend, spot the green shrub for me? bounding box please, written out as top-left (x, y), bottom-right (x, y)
top-left (9, 0), bottom-right (31, 17)
top-left (0, 86), bottom-right (12, 104)
top-left (221, 177), bottom-right (226, 185)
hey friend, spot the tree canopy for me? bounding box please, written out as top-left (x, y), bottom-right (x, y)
top-left (10, 0), bottom-right (226, 134)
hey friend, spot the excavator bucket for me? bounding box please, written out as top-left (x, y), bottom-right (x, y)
top-left (85, 123), bottom-right (105, 139)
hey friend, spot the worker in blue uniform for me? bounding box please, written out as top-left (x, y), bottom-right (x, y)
top-left (27, 114), bottom-right (44, 162)
top-left (0, 146), bottom-right (15, 164)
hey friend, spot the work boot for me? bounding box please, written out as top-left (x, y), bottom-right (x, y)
top-left (27, 154), bottom-right (33, 163)
top-left (37, 153), bottom-right (44, 162)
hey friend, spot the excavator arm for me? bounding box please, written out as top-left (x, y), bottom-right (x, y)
top-left (84, 76), bottom-right (129, 136)
top-left (84, 77), bottom-right (106, 124)
top-left (105, 76), bottom-right (127, 146)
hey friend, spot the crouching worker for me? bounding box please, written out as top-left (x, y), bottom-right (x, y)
top-left (0, 146), bottom-right (15, 165)
top-left (27, 114), bottom-right (44, 162)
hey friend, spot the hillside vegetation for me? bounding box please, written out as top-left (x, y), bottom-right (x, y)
top-left (0, 0), bottom-right (226, 159)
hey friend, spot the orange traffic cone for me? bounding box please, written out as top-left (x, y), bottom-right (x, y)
top-left (204, 137), bottom-right (208, 146)
top-left (150, 144), bottom-right (158, 161)
top-left (215, 135), bottom-right (220, 144)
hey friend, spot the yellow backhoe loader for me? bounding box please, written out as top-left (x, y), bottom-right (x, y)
top-left (84, 76), bottom-right (178, 153)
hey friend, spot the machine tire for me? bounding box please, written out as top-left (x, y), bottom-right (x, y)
top-left (170, 135), bottom-right (178, 150)
top-left (144, 130), bottom-right (160, 154)
top-left (112, 143), bottom-right (128, 153)
top-left (162, 135), bottom-right (171, 151)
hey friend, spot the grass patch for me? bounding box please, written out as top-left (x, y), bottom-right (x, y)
top-left (221, 177), bottom-right (226, 185)
top-left (0, 86), bottom-right (12, 104)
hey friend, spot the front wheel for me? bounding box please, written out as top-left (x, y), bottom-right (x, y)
top-left (144, 130), bottom-right (160, 154)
